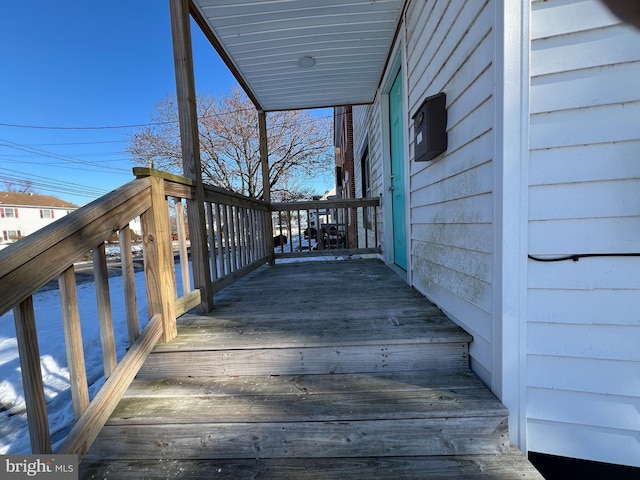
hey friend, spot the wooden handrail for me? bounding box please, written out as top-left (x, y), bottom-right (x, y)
top-left (0, 174), bottom-right (183, 457)
top-left (1, 167), bottom-right (379, 458)
top-left (0, 177), bottom-right (152, 318)
top-left (272, 197), bottom-right (380, 211)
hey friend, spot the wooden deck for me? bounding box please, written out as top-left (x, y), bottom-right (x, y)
top-left (80, 259), bottom-right (542, 479)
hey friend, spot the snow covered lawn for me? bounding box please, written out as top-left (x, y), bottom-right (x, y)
top-left (0, 267), bottom-right (151, 454)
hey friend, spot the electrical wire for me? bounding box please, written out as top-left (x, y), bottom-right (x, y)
top-left (0, 139), bottom-right (130, 174)
top-left (528, 253), bottom-right (640, 262)
top-left (0, 109), bottom-right (332, 131)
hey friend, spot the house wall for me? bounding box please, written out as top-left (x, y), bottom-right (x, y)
top-left (404, 0), bottom-right (496, 384)
top-left (352, 105), bottom-right (379, 249)
top-left (0, 205), bottom-right (74, 244)
top-left (352, 0), bottom-right (497, 381)
top-left (353, 102), bottom-right (387, 252)
top-left (528, 0), bottom-right (640, 467)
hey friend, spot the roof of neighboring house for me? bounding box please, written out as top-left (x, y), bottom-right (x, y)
top-left (0, 192), bottom-right (78, 209)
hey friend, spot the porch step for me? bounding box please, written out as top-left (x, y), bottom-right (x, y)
top-left (80, 451), bottom-right (544, 479)
top-left (80, 261), bottom-right (542, 478)
top-left (137, 283), bottom-right (473, 378)
top-left (85, 371), bottom-right (509, 460)
top-left (136, 342), bottom-right (470, 377)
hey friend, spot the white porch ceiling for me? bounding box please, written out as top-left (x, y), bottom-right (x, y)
top-left (190, 0), bottom-right (405, 111)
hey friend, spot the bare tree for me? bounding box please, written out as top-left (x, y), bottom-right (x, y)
top-left (127, 87), bottom-right (333, 200)
top-left (3, 180), bottom-right (35, 193)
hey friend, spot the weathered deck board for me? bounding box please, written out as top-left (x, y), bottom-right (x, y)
top-left (122, 370), bottom-right (487, 398)
top-left (109, 378), bottom-right (505, 425)
top-left (81, 259), bottom-right (542, 478)
top-left (137, 342), bottom-right (469, 377)
top-left (87, 416), bottom-right (509, 459)
top-left (81, 451), bottom-right (543, 479)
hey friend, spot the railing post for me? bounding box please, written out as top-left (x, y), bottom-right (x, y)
top-left (258, 110), bottom-right (275, 265)
top-left (169, 0), bottom-right (214, 312)
top-left (141, 175), bottom-right (177, 343)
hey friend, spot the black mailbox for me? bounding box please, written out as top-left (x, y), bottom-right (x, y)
top-left (412, 92), bottom-right (447, 162)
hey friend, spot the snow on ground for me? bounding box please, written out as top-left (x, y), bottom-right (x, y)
top-left (0, 257), bottom-right (184, 454)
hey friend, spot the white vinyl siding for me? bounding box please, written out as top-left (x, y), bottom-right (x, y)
top-left (353, 101), bottom-right (386, 253)
top-left (528, 0), bottom-right (640, 467)
top-left (352, 105), bottom-right (378, 248)
top-left (405, 0), bottom-right (496, 383)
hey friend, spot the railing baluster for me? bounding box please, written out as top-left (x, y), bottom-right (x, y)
top-left (248, 209), bottom-right (255, 264)
top-left (306, 209), bottom-right (312, 252)
top-left (288, 212), bottom-right (293, 253)
top-left (58, 266), bottom-right (90, 419)
top-left (296, 209), bottom-right (302, 254)
top-left (119, 225), bottom-right (139, 345)
top-left (13, 296), bottom-right (52, 454)
top-left (230, 206), bottom-right (239, 271)
top-left (242, 208), bottom-right (252, 265)
top-left (174, 197), bottom-right (191, 295)
top-left (222, 205), bottom-right (231, 272)
top-left (238, 206), bottom-right (246, 268)
top-left (257, 209), bottom-right (262, 259)
top-left (93, 243), bottom-right (117, 378)
top-left (374, 205), bottom-right (379, 248)
top-left (364, 204), bottom-right (369, 249)
top-left (215, 203), bottom-right (225, 276)
top-left (206, 202), bottom-right (218, 281)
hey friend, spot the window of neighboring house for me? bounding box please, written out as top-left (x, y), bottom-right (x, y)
top-left (0, 208), bottom-right (18, 218)
top-left (3, 230), bottom-right (21, 241)
top-left (360, 146), bottom-right (372, 229)
top-left (40, 209), bottom-right (55, 219)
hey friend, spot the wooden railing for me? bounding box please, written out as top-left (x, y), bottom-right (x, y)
top-left (0, 168), bottom-right (378, 459)
top-left (1, 175), bottom-right (164, 456)
top-left (270, 197), bottom-right (380, 259)
top-left (0, 168), bottom-right (270, 459)
top-left (147, 168), bottom-right (272, 294)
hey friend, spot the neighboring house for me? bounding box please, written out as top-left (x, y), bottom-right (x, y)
top-left (334, 106), bottom-right (357, 248)
top-left (0, 192), bottom-right (78, 246)
top-left (341, 0), bottom-right (639, 472)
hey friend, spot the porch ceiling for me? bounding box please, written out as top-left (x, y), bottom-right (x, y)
top-left (190, 0), bottom-right (405, 111)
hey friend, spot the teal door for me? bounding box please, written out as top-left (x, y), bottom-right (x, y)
top-left (389, 71), bottom-right (407, 270)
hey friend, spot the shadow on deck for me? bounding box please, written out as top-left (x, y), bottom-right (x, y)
top-left (80, 259), bottom-right (541, 479)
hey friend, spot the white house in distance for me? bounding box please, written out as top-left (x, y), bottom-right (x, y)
top-left (0, 192), bottom-right (78, 247)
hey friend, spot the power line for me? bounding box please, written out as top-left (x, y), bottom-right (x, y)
top-left (0, 171), bottom-right (110, 199)
top-left (0, 166), bottom-right (109, 193)
top-left (0, 120), bottom-right (176, 131)
top-left (0, 157), bottom-right (131, 172)
top-left (0, 139), bottom-right (130, 174)
top-left (24, 140), bottom-right (124, 146)
top-left (0, 109), bottom-right (332, 131)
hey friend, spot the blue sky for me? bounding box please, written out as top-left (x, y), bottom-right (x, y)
top-left (1, 1), bottom-right (331, 206)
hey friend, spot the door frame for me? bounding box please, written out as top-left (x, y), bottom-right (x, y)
top-left (380, 46), bottom-right (410, 281)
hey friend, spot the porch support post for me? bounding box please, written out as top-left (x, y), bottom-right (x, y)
top-left (258, 110), bottom-right (275, 265)
top-left (494, 0), bottom-right (530, 451)
top-left (169, 0), bottom-right (213, 312)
